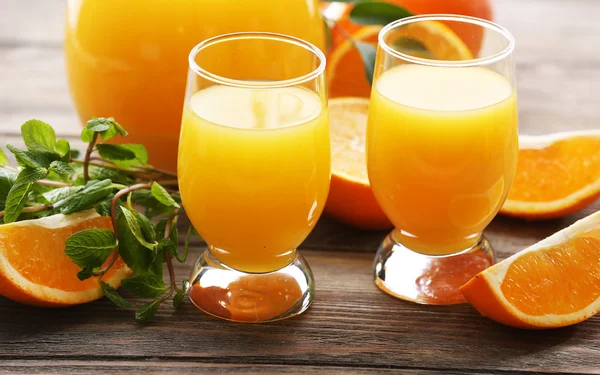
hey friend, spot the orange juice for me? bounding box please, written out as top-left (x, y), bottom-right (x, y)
top-left (367, 65), bottom-right (518, 255)
top-left (65, 0), bottom-right (325, 172)
top-left (178, 86), bottom-right (330, 273)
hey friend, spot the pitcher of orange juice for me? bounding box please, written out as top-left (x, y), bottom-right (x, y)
top-left (65, 0), bottom-right (325, 172)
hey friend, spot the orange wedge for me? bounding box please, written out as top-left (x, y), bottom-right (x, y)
top-left (0, 210), bottom-right (130, 307)
top-left (501, 131), bottom-right (600, 219)
top-left (327, 21), bottom-right (472, 99)
top-left (461, 210), bottom-right (600, 329)
top-left (325, 97), bottom-right (392, 231)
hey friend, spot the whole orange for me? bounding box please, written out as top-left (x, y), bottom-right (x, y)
top-left (329, 0), bottom-right (493, 54)
top-left (326, 0), bottom-right (493, 98)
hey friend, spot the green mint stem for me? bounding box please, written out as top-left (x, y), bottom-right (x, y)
top-left (95, 182), bottom-right (153, 277)
top-left (0, 203), bottom-right (53, 219)
top-left (163, 208), bottom-right (180, 295)
top-left (36, 179), bottom-right (72, 188)
top-left (83, 133), bottom-right (99, 182)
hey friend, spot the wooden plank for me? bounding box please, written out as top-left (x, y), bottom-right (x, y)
top-left (1, 247), bottom-right (599, 374)
top-left (0, 361), bottom-right (519, 375)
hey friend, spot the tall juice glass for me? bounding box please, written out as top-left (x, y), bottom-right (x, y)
top-left (368, 16), bottom-right (518, 304)
top-left (65, 0), bottom-right (325, 172)
top-left (179, 33), bottom-right (330, 322)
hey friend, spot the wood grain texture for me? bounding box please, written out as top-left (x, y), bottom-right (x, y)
top-left (0, 247), bottom-right (600, 374)
top-left (1, 0), bottom-right (600, 374)
top-left (0, 361), bottom-right (515, 375)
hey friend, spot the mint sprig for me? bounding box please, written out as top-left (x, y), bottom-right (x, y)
top-left (0, 118), bottom-right (198, 322)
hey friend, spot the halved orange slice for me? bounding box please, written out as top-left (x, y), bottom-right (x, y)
top-left (0, 210), bottom-right (130, 307)
top-left (501, 130), bottom-right (600, 219)
top-left (461, 210), bottom-right (600, 329)
top-left (325, 97), bottom-right (392, 231)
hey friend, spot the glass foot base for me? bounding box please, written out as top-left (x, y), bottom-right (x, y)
top-left (374, 235), bottom-right (495, 305)
top-left (188, 250), bottom-right (314, 322)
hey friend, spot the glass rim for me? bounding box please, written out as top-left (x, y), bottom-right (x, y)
top-left (188, 32), bottom-right (327, 89)
top-left (378, 14), bottom-right (516, 67)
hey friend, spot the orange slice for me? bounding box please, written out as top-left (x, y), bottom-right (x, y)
top-left (501, 130), bottom-right (600, 219)
top-left (461, 210), bottom-right (600, 329)
top-left (327, 21), bottom-right (472, 99)
top-left (327, 25), bottom-right (382, 99)
top-left (0, 210), bottom-right (130, 307)
top-left (325, 97), bottom-right (392, 231)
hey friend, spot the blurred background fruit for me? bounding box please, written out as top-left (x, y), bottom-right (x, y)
top-left (323, 0), bottom-right (493, 98)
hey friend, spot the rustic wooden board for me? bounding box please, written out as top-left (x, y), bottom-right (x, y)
top-left (1, 0), bottom-right (600, 374)
top-left (1, 246), bottom-right (600, 374)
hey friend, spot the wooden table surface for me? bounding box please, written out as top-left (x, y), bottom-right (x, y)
top-left (1, 0), bottom-right (600, 374)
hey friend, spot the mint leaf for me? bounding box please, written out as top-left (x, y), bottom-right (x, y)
top-left (21, 119), bottom-right (56, 154)
top-left (96, 144), bottom-right (136, 162)
top-left (81, 128), bottom-right (95, 143)
top-left (2, 167), bottom-right (48, 223)
top-left (173, 280), bottom-right (189, 310)
top-left (349, 2), bottom-right (412, 26)
top-left (3, 182), bottom-right (31, 223)
top-left (0, 169), bottom-right (17, 210)
top-left (120, 206), bottom-right (158, 250)
top-left (88, 165), bottom-right (132, 185)
top-left (0, 148), bottom-right (8, 166)
top-left (168, 216), bottom-right (179, 246)
top-left (77, 266), bottom-right (95, 281)
top-left (135, 300), bottom-right (161, 322)
top-left (122, 274), bottom-right (167, 298)
top-left (157, 238), bottom-right (176, 258)
top-left (49, 161), bottom-right (74, 176)
top-left (96, 144), bottom-right (148, 169)
top-left (151, 182), bottom-right (179, 208)
top-left (148, 239), bottom-right (164, 278)
top-left (132, 190), bottom-right (173, 218)
top-left (100, 281), bottom-right (133, 308)
top-left (137, 210), bottom-right (157, 243)
top-left (86, 118), bottom-right (112, 133)
top-left (55, 139), bottom-right (71, 161)
top-left (83, 118), bottom-right (128, 142)
top-left (179, 225), bottom-right (193, 263)
top-left (53, 179), bottom-right (113, 214)
top-left (6, 145), bottom-right (45, 168)
top-left (116, 212), bottom-right (153, 275)
top-left (43, 186), bottom-right (84, 204)
top-left (355, 41), bottom-right (376, 85)
top-left (16, 167), bottom-right (47, 184)
top-left (65, 229), bottom-right (116, 269)
top-left (94, 196), bottom-right (114, 217)
top-left (159, 224), bottom-right (190, 264)
top-left (173, 290), bottom-right (185, 309)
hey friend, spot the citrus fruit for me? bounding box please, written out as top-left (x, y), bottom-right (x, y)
top-left (460, 210), bottom-right (600, 329)
top-left (501, 131), bottom-right (600, 220)
top-left (325, 97), bottom-right (392, 231)
top-left (327, 25), bottom-right (381, 99)
top-left (325, 0), bottom-right (493, 55)
top-left (0, 210), bottom-right (130, 307)
top-left (327, 21), bottom-right (472, 99)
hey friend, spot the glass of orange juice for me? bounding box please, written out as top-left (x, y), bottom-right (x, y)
top-left (367, 16), bottom-right (518, 304)
top-left (65, 0), bottom-right (325, 173)
top-left (179, 33), bottom-right (330, 322)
